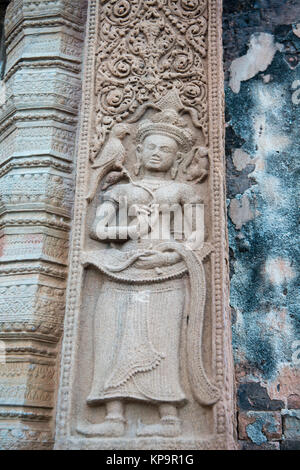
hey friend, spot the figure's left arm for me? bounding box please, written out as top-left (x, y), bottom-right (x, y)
top-left (180, 185), bottom-right (205, 249)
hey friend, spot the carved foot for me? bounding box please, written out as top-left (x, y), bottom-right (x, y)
top-left (77, 418), bottom-right (125, 437)
top-left (136, 417), bottom-right (181, 437)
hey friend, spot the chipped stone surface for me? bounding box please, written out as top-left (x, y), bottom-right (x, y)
top-left (264, 258), bottom-right (296, 286)
top-left (223, 0), bottom-right (300, 78)
top-left (232, 149), bottom-right (252, 172)
top-left (229, 193), bottom-right (255, 230)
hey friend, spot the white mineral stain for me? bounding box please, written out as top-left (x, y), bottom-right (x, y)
top-left (258, 174), bottom-right (283, 207)
top-left (256, 82), bottom-right (284, 110)
top-left (262, 74), bottom-right (272, 83)
top-left (232, 149), bottom-right (252, 171)
top-left (250, 83), bottom-right (291, 178)
top-left (229, 33), bottom-right (283, 94)
top-left (265, 257), bottom-right (296, 286)
top-left (229, 193), bottom-right (255, 229)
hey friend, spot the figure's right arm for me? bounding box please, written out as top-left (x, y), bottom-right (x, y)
top-left (90, 183), bottom-right (126, 241)
top-left (90, 200), bottom-right (142, 242)
top-left (90, 201), bottom-right (120, 241)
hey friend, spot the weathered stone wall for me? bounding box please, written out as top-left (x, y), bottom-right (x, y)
top-left (223, 0), bottom-right (300, 450)
top-left (0, 0), bottom-right (86, 450)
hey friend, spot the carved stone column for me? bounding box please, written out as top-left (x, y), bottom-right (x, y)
top-left (55, 0), bottom-right (236, 450)
top-left (0, 0), bottom-right (86, 450)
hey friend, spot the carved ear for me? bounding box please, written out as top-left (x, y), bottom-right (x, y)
top-left (176, 152), bottom-right (184, 164)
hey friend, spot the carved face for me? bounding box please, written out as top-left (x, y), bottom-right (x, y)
top-left (140, 134), bottom-right (179, 172)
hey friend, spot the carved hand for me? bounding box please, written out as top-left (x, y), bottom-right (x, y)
top-left (132, 204), bottom-right (159, 238)
top-left (135, 250), bottom-right (180, 269)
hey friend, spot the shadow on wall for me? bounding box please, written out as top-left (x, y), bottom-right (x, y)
top-left (0, 1), bottom-right (9, 80)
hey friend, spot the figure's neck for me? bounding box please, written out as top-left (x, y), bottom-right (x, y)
top-left (142, 170), bottom-right (171, 181)
top-left (139, 175), bottom-right (174, 192)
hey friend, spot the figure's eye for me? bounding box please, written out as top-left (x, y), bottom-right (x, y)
top-left (161, 147), bottom-right (172, 152)
top-left (147, 144), bottom-right (155, 150)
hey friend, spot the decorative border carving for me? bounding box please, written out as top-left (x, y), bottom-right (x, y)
top-left (56, 0), bottom-right (99, 439)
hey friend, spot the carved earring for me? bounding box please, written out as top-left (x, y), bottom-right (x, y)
top-left (134, 153), bottom-right (142, 176)
top-left (134, 145), bottom-right (144, 176)
top-left (171, 162), bottom-right (179, 180)
top-left (134, 161), bottom-right (141, 176)
top-left (171, 153), bottom-right (183, 179)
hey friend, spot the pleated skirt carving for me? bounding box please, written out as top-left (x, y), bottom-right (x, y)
top-left (87, 277), bottom-right (187, 405)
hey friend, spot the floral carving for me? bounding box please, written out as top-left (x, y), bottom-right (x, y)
top-left (91, 0), bottom-right (208, 161)
top-left (101, 0), bottom-right (141, 26)
top-left (166, 0), bottom-right (207, 19)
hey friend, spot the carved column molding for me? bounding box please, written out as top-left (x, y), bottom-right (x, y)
top-left (0, 0), bottom-right (86, 449)
top-left (55, 0), bottom-right (236, 450)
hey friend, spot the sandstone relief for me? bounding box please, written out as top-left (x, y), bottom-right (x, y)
top-left (55, 0), bottom-right (235, 449)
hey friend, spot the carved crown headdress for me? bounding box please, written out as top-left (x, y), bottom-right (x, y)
top-left (136, 90), bottom-right (195, 152)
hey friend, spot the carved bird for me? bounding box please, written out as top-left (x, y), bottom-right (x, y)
top-left (183, 146), bottom-right (209, 184)
top-left (86, 123), bottom-right (130, 202)
top-left (101, 169), bottom-right (130, 191)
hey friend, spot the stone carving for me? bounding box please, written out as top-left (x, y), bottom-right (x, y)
top-left (0, 426), bottom-right (53, 450)
top-left (78, 103), bottom-right (219, 438)
top-left (91, 0), bottom-right (208, 163)
top-left (55, 0), bottom-right (235, 450)
top-left (183, 145), bottom-right (209, 184)
top-left (87, 123), bottom-right (130, 201)
top-left (0, 0), bottom-right (85, 450)
top-left (0, 172), bottom-right (73, 210)
top-left (0, 282), bottom-right (65, 340)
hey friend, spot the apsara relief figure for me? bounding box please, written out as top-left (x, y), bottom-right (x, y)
top-left (78, 100), bottom-right (219, 438)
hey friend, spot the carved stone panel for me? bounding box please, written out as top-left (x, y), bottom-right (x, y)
top-left (55, 0), bottom-right (235, 450)
top-left (0, 0), bottom-right (86, 450)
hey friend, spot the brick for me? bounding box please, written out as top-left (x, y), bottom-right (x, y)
top-left (282, 410), bottom-right (300, 440)
top-left (281, 440), bottom-right (300, 450)
top-left (238, 383), bottom-right (284, 411)
top-left (238, 411), bottom-right (282, 443)
top-left (287, 394), bottom-right (300, 409)
top-left (239, 440), bottom-right (280, 450)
